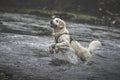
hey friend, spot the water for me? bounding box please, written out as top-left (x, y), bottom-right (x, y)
top-left (0, 12), bottom-right (120, 80)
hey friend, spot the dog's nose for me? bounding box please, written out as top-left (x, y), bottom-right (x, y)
top-left (50, 20), bottom-right (53, 24)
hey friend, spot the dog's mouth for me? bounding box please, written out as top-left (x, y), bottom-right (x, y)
top-left (50, 20), bottom-right (57, 28)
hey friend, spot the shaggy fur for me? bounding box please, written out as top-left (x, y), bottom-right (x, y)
top-left (49, 17), bottom-right (101, 63)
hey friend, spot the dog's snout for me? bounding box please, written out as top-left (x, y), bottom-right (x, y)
top-left (50, 20), bottom-right (53, 24)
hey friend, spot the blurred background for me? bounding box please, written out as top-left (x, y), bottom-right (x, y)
top-left (0, 0), bottom-right (120, 26)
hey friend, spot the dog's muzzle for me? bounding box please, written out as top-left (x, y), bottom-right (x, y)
top-left (50, 20), bottom-right (57, 28)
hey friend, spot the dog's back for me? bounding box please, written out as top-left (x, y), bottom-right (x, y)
top-left (70, 40), bottom-right (101, 61)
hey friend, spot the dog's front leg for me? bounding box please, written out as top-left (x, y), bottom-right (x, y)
top-left (55, 42), bottom-right (69, 50)
top-left (49, 42), bottom-right (69, 54)
top-left (49, 44), bottom-right (56, 54)
top-left (49, 43), bottom-right (61, 54)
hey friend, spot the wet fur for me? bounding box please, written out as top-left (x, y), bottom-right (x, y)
top-left (49, 18), bottom-right (101, 63)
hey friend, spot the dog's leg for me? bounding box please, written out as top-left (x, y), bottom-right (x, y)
top-left (49, 43), bottom-right (63, 54)
top-left (55, 42), bottom-right (69, 49)
top-left (49, 44), bottom-right (56, 54)
top-left (49, 42), bottom-right (69, 54)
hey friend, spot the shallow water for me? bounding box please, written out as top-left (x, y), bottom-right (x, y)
top-left (0, 12), bottom-right (120, 80)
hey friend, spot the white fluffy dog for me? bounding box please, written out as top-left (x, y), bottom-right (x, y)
top-left (49, 17), bottom-right (101, 64)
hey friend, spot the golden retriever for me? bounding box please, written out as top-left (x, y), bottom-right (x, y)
top-left (49, 17), bottom-right (101, 64)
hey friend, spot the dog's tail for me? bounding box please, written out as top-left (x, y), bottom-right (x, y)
top-left (88, 40), bottom-right (101, 53)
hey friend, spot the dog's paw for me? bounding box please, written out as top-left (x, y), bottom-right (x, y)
top-left (49, 45), bottom-right (54, 54)
top-left (51, 44), bottom-right (56, 48)
top-left (49, 44), bottom-right (57, 54)
top-left (49, 44), bottom-right (59, 54)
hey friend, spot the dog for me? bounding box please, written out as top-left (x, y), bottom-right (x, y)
top-left (49, 17), bottom-right (101, 64)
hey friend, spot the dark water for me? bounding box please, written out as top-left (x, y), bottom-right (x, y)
top-left (0, 12), bottom-right (120, 80)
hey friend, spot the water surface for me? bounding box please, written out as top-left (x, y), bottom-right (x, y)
top-left (0, 12), bottom-right (120, 80)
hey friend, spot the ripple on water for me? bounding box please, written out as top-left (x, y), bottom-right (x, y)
top-left (0, 12), bottom-right (120, 80)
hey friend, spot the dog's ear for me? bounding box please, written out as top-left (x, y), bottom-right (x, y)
top-left (52, 15), bottom-right (59, 19)
top-left (59, 20), bottom-right (66, 28)
top-left (52, 15), bottom-right (56, 19)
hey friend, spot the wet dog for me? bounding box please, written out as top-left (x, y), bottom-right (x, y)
top-left (49, 17), bottom-right (101, 64)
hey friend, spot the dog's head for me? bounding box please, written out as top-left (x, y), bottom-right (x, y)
top-left (50, 18), bottom-right (66, 29)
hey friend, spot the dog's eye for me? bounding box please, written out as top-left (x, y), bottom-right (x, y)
top-left (56, 20), bottom-right (59, 23)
